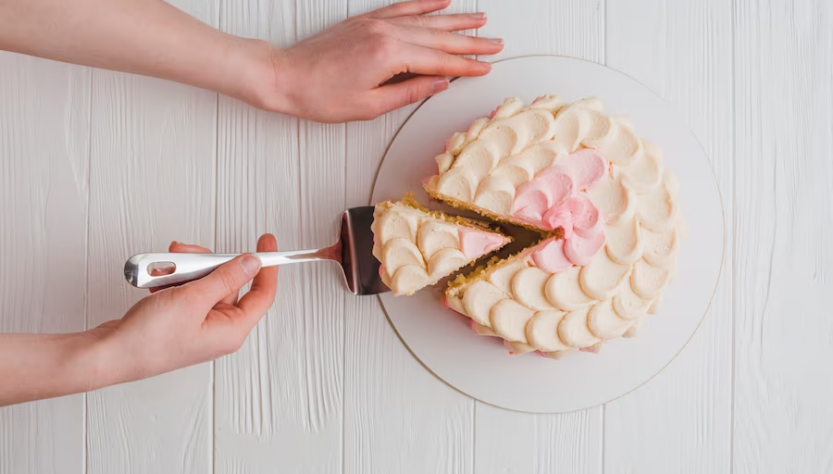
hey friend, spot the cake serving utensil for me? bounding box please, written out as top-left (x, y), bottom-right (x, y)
top-left (123, 206), bottom-right (388, 295)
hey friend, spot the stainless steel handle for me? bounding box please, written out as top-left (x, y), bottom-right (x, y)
top-left (124, 244), bottom-right (341, 289)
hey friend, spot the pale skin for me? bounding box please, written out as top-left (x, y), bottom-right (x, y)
top-left (0, 0), bottom-right (502, 406)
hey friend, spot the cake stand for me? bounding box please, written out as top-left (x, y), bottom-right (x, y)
top-left (370, 56), bottom-right (724, 414)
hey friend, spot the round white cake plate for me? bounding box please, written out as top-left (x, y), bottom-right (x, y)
top-left (370, 56), bottom-right (724, 414)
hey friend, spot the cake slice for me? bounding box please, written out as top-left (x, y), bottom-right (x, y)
top-left (372, 198), bottom-right (511, 296)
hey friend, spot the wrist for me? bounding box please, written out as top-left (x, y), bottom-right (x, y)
top-left (65, 331), bottom-right (115, 393)
top-left (236, 40), bottom-right (297, 115)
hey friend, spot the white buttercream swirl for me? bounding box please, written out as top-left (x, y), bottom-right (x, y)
top-left (440, 95), bottom-right (683, 358)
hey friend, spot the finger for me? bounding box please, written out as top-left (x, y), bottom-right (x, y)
top-left (396, 25), bottom-right (503, 55)
top-left (166, 242), bottom-right (239, 304)
top-left (371, 75), bottom-right (449, 114)
top-left (388, 12), bottom-right (487, 31)
top-left (151, 279), bottom-right (236, 304)
top-left (183, 254), bottom-right (262, 311)
top-left (380, 72), bottom-right (420, 86)
top-left (367, 0), bottom-right (451, 19)
top-left (149, 244), bottom-right (212, 293)
top-left (169, 241), bottom-right (212, 253)
top-left (399, 43), bottom-right (492, 77)
top-left (219, 292), bottom-right (240, 308)
top-left (235, 234), bottom-right (279, 330)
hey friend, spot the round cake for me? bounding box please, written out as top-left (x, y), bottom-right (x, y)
top-left (425, 94), bottom-right (682, 358)
top-left (372, 93), bottom-right (682, 359)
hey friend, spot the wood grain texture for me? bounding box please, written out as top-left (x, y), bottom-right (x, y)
top-left (475, 408), bottom-right (601, 474)
top-left (212, 0), bottom-right (301, 446)
top-left (0, 53), bottom-right (90, 474)
top-left (291, 0), bottom-right (346, 470)
top-left (603, 1), bottom-right (733, 473)
top-left (213, 0), bottom-right (345, 472)
top-left (472, 2), bottom-right (605, 473)
top-left (478, 0), bottom-right (604, 64)
top-left (84, 1), bottom-right (218, 472)
top-left (4, 0), bottom-right (833, 471)
top-left (733, 1), bottom-right (833, 472)
top-left (343, 1), bottom-right (478, 472)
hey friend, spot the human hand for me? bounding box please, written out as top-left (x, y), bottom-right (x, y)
top-left (256, 0), bottom-right (502, 122)
top-left (2, 0), bottom-right (498, 126)
top-left (87, 235), bottom-right (278, 386)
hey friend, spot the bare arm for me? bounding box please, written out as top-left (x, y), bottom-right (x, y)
top-left (0, 0), bottom-right (266, 105)
top-left (0, 0), bottom-right (501, 406)
top-left (0, 238), bottom-right (278, 407)
top-left (0, 332), bottom-right (105, 404)
top-left (0, 0), bottom-right (502, 121)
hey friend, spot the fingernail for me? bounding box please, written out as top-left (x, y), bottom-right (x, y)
top-left (471, 12), bottom-right (486, 19)
top-left (241, 255), bottom-right (262, 276)
top-left (171, 241), bottom-right (179, 246)
top-left (488, 38), bottom-right (503, 45)
top-left (432, 78), bottom-right (449, 93)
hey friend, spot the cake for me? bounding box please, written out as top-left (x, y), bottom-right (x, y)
top-left (372, 198), bottom-right (511, 296)
top-left (429, 94), bottom-right (682, 357)
top-left (373, 94), bottom-right (682, 359)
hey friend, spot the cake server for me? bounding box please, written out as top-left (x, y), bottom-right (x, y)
top-left (123, 206), bottom-right (388, 295)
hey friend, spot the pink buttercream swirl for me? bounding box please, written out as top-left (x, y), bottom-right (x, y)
top-left (458, 227), bottom-right (507, 259)
top-left (512, 149), bottom-right (608, 273)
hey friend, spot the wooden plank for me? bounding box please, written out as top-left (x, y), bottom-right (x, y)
top-left (478, 0), bottom-right (604, 64)
top-left (733, 1), bottom-right (833, 472)
top-left (0, 54), bottom-right (90, 474)
top-left (475, 407), bottom-right (601, 474)
top-left (84, 1), bottom-right (218, 472)
top-left (213, 0), bottom-right (346, 472)
top-left (342, 1), bottom-right (478, 472)
top-left (288, 0), bottom-right (346, 469)
top-left (343, 119), bottom-right (476, 473)
top-left (603, 1), bottom-right (734, 473)
top-left (471, 1), bottom-right (605, 473)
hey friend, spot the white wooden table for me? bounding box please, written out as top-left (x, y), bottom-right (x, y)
top-left (2, 0), bottom-right (832, 472)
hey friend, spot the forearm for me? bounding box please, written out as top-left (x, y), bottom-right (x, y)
top-left (0, 0), bottom-right (278, 106)
top-left (0, 332), bottom-right (106, 406)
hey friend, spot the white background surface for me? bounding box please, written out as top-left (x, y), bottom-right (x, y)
top-left (372, 56), bottom-right (725, 414)
top-left (0, 0), bottom-right (831, 472)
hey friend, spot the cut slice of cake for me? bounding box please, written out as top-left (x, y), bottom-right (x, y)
top-left (372, 197), bottom-right (511, 296)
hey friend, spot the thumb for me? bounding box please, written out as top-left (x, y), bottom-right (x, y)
top-left (185, 255), bottom-right (262, 306)
top-left (372, 75), bottom-right (449, 115)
